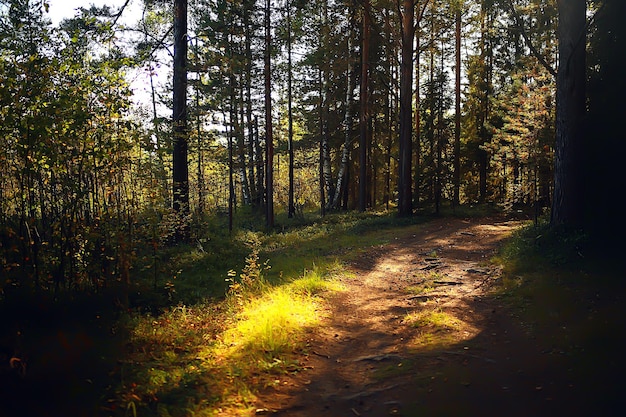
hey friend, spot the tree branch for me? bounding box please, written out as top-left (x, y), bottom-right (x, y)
top-left (505, 0), bottom-right (557, 78)
top-left (413, 0), bottom-right (430, 32)
top-left (111, 0), bottom-right (131, 28)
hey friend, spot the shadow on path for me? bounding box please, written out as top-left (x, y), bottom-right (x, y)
top-left (256, 216), bottom-right (626, 417)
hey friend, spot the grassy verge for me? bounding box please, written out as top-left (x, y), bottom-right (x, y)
top-left (4, 206), bottom-right (545, 416)
top-left (109, 209), bottom-right (427, 416)
top-left (114, 265), bottom-right (343, 416)
top-left (113, 207), bottom-right (523, 416)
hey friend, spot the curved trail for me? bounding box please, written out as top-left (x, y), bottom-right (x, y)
top-left (255, 216), bottom-right (550, 417)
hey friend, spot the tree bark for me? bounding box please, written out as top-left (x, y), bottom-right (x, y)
top-left (244, 0), bottom-right (257, 206)
top-left (264, 0), bottom-right (274, 228)
top-left (332, 8), bottom-right (355, 211)
top-left (255, 116), bottom-right (264, 207)
top-left (237, 81), bottom-right (251, 205)
top-left (477, 1), bottom-right (492, 203)
top-left (320, 1), bottom-right (334, 210)
top-left (551, 0), bottom-right (586, 228)
top-left (359, 0), bottom-right (371, 212)
top-left (287, 1), bottom-right (295, 218)
top-left (454, 7), bottom-right (461, 207)
top-left (172, 0), bottom-right (189, 239)
top-left (318, 65), bottom-right (326, 216)
top-left (228, 117), bottom-right (234, 233)
top-left (195, 38), bottom-right (204, 215)
top-left (398, 0), bottom-right (414, 217)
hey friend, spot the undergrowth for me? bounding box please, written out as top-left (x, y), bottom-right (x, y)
top-left (496, 217), bottom-right (590, 272)
top-left (106, 206), bottom-right (520, 415)
top-left (108, 208), bottom-right (436, 415)
top-left (114, 248), bottom-right (344, 416)
top-left (114, 207), bottom-right (507, 415)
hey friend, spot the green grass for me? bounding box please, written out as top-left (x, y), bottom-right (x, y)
top-left (407, 308), bottom-right (464, 330)
top-left (116, 259), bottom-right (344, 416)
top-left (260, 209), bottom-right (429, 282)
top-left (404, 307), bottom-right (468, 351)
top-left (220, 279), bottom-right (327, 356)
top-left (112, 205), bottom-right (530, 415)
top-left (110, 209), bottom-right (435, 415)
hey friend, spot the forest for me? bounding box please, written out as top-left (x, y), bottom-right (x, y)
top-left (1, 0), bottom-right (625, 416)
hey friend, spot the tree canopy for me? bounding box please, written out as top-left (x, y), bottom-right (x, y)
top-left (0, 0), bottom-right (623, 296)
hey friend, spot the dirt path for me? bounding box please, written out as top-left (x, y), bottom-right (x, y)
top-left (254, 215), bottom-right (626, 417)
top-left (256, 216), bottom-right (557, 416)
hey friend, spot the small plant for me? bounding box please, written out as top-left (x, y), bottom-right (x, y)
top-left (407, 308), bottom-right (463, 330)
top-left (406, 308), bottom-right (467, 351)
top-left (226, 247), bottom-right (271, 306)
top-left (289, 265), bottom-right (342, 296)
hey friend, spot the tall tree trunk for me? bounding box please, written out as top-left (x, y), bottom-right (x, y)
top-left (384, 28), bottom-right (394, 210)
top-left (228, 33), bottom-right (238, 226)
top-left (332, 9), bottom-right (355, 211)
top-left (264, 0), bottom-right (274, 228)
top-left (238, 83), bottom-right (251, 205)
top-left (435, 38), bottom-right (445, 215)
top-left (244, 0), bottom-right (257, 206)
top-left (398, 0), bottom-right (414, 217)
top-left (474, 0), bottom-right (492, 204)
top-left (318, 64), bottom-right (326, 216)
top-left (255, 116), bottom-right (264, 207)
top-left (196, 46), bottom-right (204, 215)
top-left (482, 3), bottom-right (493, 203)
top-left (367, 116), bottom-right (373, 207)
top-left (320, 1), bottom-right (333, 210)
top-left (551, 0), bottom-right (586, 227)
top-left (318, 3), bottom-right (327, 216)
top-left (428, 2), bottom-right (435, 203)
top-left (287, 1), bottom-right (295, 218)
top-left (381, 8), bottom-right (393, 210)
top-left (228, 116), bottom-right (234, 232)
top-left (172, 0), bottom-right (189, 214)
top-left (359, 0), bottom-right (371, 212)
top-left (414, 13), bottom-right (421, 209)
top-left (172, 0), bottom-right (189, 239)
top-left (454, 7), bottom-right (461, 207)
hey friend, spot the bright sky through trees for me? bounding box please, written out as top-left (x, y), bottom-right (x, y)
top-left (46, 0), bottom-right (167, 115)
top-left (46, 0), bottom-right (138, 26)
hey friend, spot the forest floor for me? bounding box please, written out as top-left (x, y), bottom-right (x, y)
top-left (254, 216), bottom-right (626, 417)
top-left (2, 215), bottom-right (625, 417)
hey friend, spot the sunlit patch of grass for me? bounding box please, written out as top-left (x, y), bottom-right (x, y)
top-left (215, 264), bottom-right (340, 362)
top-left (407, 282), bottom-right (435, 295)
top-left (253, 211), bottom-right (432, 292)
top-left (118, 264), bottom-right (343, 416)
top-left (405, 308), bottom-right (467, 350)
top-left (222, 288), bottom-right (321, 355)
top-left (407, 308), bottom-right (463, 330)
top-left (289, 264), bottom-right (346, 295)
